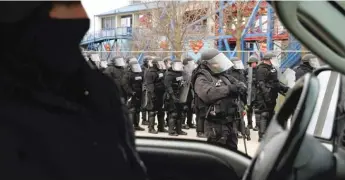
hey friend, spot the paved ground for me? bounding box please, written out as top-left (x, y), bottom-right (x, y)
top-left (135, 114), bottom-right (260, 157)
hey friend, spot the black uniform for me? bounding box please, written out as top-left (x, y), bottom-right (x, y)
top-left (145, 64), bottom-right (167, 134)
top-left (181, 61), bottom-right (196, 129)
top-left (141, 64), bottom-right (149, 125)
top-left (0, 2), bottom-right (147, 179)
top-left (245, 66), bottom-right (258, 130)
top-left (294, 63), bottom-right (313, 81)
top-left (104, 63), bottom-right (126, 91)
top-left (193, 65), bottom-right (246, 151)
top-left (227, 67), bottom-right (246, 83)
top-left (164, 69), bottom-right (189, 136)
top-left (226, 67), bottom-right (249, 139)
top-left (256, 63), bottom-right (288, 141)
top-left (192, 60), bottom-right (206, 137)
top-left (122, 69), bottom-right (145, 131)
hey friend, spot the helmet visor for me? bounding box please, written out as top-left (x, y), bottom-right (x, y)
top-left (131, 63), bottom-right (142, 73)
top-left (115, 58), bottom-right (125, 67)
top-left (206, 53), bottom-right (233, 74)
top-left (157, 61), bottom-right (166, 70)
top-left (172, 61), bottom-right (184, 71)
top-left (309, 58), bottom-right (321, 68)
top-left (232, 60), bottom-right (244, 69)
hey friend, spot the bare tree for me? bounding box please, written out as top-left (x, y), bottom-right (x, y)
top-left (144, 1), bottom-right (215, 58)
top-left (220, 1), bottom-right (255, 59)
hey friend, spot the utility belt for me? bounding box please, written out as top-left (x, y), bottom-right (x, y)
top-left (205, 102), bottom-right (237, 122)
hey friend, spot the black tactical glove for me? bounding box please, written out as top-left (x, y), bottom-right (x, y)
top-left (237, 82), bottom-right (248, 95)
top-left (172, 94), bottom-right (179, 103)
top-left (228, 84), bottom-right (238, 93)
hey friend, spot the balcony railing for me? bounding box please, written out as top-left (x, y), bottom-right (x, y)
top-left (81, 27), bottom-right (133, 44)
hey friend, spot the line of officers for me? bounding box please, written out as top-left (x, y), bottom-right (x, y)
top-left (98, 49), bottom-right (290, 151)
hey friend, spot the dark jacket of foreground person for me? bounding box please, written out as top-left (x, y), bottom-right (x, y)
top-left (0, 2), bottom-right (148, 180)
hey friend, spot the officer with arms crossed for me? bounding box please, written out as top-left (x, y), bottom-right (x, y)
top-left (145, 57), bottom-right (168, 134)
top-left (164, 60), bottom-right (188, 136)
top-left (192, 49), bottom-right (247, 151)
top-left (122, 58), bottom-right (145, 131)
top-left (256, 52), bottom-right (289, 141)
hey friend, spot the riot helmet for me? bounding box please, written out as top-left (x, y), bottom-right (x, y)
top-left (163, 57), bottom-right (172, 69)
top-left (172, 60), bottom-right (184, 72)
top-left (143, 56), bottom-right (153, 68)
top-left (183, 57), bottom-right (196, 70)
top-left (111, 56), bottom-right (125, 67)
top-left (301, 53), bottom-right (320, 69)
top-left (151, 57), bottom-right (166, 70)
top-left (100, 59), bottom-right (108, 69)
top-left (230, 57), bottom-right (244, 70)
top-left (262, 52), bottom-right (279, 67)
top-left (128, 59), bottom-right (142, 73)
top-left (202, 49), bottom-right (233, 74)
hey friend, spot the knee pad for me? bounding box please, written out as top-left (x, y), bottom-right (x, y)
top-left (261, 112), bottom-right (270, 120)
top-left (148, 111), bottom-right (156, 117)
top-left (170, 112), bottom-right (178, 119)
top-left (128, 107), bottom-right (136, 113)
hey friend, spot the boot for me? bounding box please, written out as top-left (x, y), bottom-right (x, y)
top-left (168, 118), bottom-right (178, 136)
top-left (165, 112), bottom-right (169, 127)
top-left (253, 114), bottom-right (260, 131)
top-left (196, 115), bottom-right (205, 134)
top-left (148, 111), bottom-right (158, 134)
top-left (258, 112), bottom-right (268, 140)
top-left (247, 113), bottom-right (253, 129)
top-left (182, 124), bottom-right (190, 129)
top-left (141, 111), bottom-right (149, 125)
top-left (197, 132), bottom-right (206, 138)
top-left (237, 133), bottom-right (243, 138)
top-left (186, 109), bottom-right (195, 128)
top-left (247, 107), bottom-right (253, 129)
top-left (134, 112), bottom-right (145, 131)
top-left (176, 119), bottom-right (187, 135)
top-left (157, 113), bottom-right (168, 133)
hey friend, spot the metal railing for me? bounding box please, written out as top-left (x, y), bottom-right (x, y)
top-left (81, 27), bottom-right (133, 44)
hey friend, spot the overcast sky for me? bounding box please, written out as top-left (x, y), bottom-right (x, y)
top-left (82, 0), bottom-right (129, 32)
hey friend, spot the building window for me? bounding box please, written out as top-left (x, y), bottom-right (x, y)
top-left (102, 17), bottom-right (115, 30)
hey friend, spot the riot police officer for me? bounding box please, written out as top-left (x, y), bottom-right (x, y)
top-left (192, 49), bottom-right (247, 151)
top-left (122, 58), bottom-right (145, 131)
top-left (256, 52), bottom-right (289, 142)
top-left (99, 59), bottom-right (108, 73)
top-left (163, 56), bottom-right (172, 70)
top-left (245, 55), bottom-right (259, 131)
top-left (163, 56), bottom-right (173, 127)
top-left (192, 59), bottom-right (206, 137)
top-left (294, 53), bottom-right (319, 81)
top-left (104, 56), bottom-right (126, 86)
top-left (181, 57), bottom-right (196, 129)
top-left (164, 60), bottom-right (188, 136)
top-left (141, 56), bottom-right (153, 126)
top-left (227, 57), bottom-right (246, 82)
top-left (227, 57), bottom-right (249, 140)
top-left (145, 57), bottom-right (168, 134)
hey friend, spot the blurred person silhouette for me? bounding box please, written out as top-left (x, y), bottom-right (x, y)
top-left (0, 1), bottom-right (148, 179)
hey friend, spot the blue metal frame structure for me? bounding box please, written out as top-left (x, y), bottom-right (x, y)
top-left (82, 1), bottom-right (305, 68)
